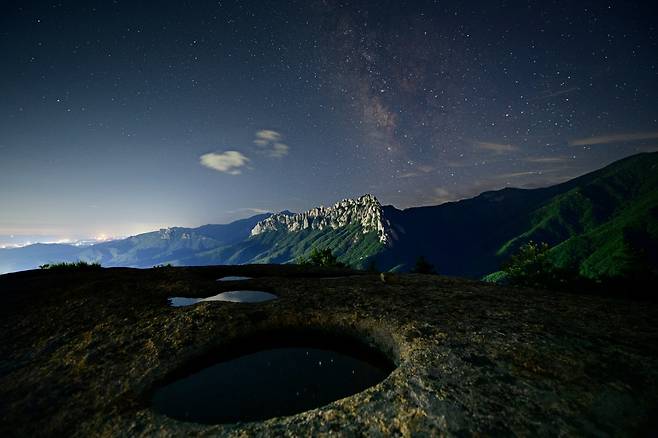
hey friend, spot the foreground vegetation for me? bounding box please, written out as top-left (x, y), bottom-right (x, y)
top-left (296, 247), bottom-right (348, 268)
top-left (39, 261), bottom-right (102, 270)
top-left (486, 241), bottom-right (658, 299)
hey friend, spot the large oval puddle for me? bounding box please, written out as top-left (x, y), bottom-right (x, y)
top-left (150, 331), bottom-right (394, 424)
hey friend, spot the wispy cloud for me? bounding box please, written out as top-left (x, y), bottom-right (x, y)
top-left (254, 130), bottom-right (290, 158)
top-left (496, 168), bottom-right (566, 179)
top-left (445, 160), bottom-right (478, 168)
top-left (395, 167), bottom-right (578, 209)
top-left (474, 141), bottom-right (518, 154)
top-left (200, 151), bottom-right (250, 175)
top-left (496, 170), bottom-right (543, 179)
top-left (570, 131), bottom-right (658, 146)
top-left (524, 156), bottom-right (571, 164)
top-left (270, 142), bottom-right (290, 158)
top-left (396, 164), bottom-right (434, 178)
top-left (430, 187), bottom-right (456, 204)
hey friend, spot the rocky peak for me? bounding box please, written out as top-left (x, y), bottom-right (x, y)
top-left (159, 228), bottom-right (174, 240)
top-left (250, 194), bottom-right (392, 244)
top-left (158, 228), bottom-right (191, 240)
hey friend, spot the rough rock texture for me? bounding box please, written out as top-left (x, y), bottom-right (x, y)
top-left (1, 265), bottom-right (657, 437)
top-left (251, 194), bottom-right (392, 244)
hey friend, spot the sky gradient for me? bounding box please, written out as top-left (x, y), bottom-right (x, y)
top-left (1, 0), bottom-right (657, 243)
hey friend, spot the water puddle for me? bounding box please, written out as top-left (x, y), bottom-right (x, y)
top-left (150, 332), bottom-right (393, 424)
top-left (216, 276), bottom-right (252, 281)
top-left (169, 290), bottom-right (277, 307)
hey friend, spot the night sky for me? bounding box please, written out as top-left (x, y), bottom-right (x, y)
top-left (1, 0), bottom-right (657, 244)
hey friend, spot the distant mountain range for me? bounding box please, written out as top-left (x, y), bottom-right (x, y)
top-left (2, 152), bottom-right (657, 279)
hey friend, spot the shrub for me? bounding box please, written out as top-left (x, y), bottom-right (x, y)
top-left (502, 241), bottom-right (580, 289)
top-left (39, 261), bottom-right (102, 270)
top-left (297, 247), bottom-right (347, 268)
top-left (501, 240), bottom-right (658, 299)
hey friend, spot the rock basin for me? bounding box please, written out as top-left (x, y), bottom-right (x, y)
top-left (1, 265), bottom-right (657, 436)
top-left (150, 331), bottom-right (394, 424)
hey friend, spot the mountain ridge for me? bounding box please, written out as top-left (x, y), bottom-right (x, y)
top-left (250, 194), bottom-right (393, 244)
top-left (2, 152), bottom-right (657, 279)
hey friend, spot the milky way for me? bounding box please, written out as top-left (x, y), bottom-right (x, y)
top-left (313, 1), bottom-right (658, 204)
top-left (1, 0), bottom-right (656, 240)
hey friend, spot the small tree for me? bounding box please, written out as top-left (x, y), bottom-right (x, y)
top-left (502, 241), bottom-right (581, 289)
top-left (412, 255), bottom-right (437, 274)
top-left (297, 247), bottom-right (347, 268)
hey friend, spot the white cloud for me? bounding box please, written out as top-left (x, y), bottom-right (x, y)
top-left (200, 151), bottom-right (250, 175)
top-left (200, 131), bottom-right (289, 177)
top-left (255, 130), bottom-right (281, 142)
top-left (270, 142), bottom-right (290, 158)
top-left (253, 129), bottom-right (290, 158)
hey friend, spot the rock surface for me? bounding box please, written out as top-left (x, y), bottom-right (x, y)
top-left (251, 194), bottom-right (392, 244)
top-left (1, 265), bottom-right (657, 436)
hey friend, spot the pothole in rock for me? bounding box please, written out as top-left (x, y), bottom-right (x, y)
top-left (149, 331), bottom-right (394, 424)
top-left (169, 290), bottom-right (277, 307)
top-left (216, 276), bottom-right (252, 281)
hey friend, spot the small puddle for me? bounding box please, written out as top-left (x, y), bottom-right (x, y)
top-left (169, 290), bottom-right (277, 307)
top-left (216, 276), bottom-right (252, 281)
top-left (150, 332), bottom-right (394, 424)
top-left (168, 297), bottom-right (202, 307)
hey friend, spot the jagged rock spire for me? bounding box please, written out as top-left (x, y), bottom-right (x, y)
top-left (250, 194), bottom-right (392, 244)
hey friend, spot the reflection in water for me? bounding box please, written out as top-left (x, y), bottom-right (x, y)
top-left (168, 297), bottom-right (202, 307)
top-left (216, 276), bottom-right (252, 281)
top-left (150, 333), bottom-right (393, 424)
top-left (203, 290), bottom-right (277, 303)
top-left (169, 290), bottom-right (277, 307)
